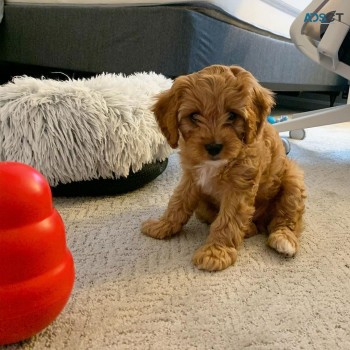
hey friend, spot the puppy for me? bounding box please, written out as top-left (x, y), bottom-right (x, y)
top-left (142, 65), bottom-right (306, 271)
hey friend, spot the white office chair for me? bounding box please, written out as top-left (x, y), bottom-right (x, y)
top-left (274, 0), bottom-right (350, 135)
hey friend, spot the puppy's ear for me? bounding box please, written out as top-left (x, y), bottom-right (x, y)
top-left (253, 84), bottom-right (275, 135)
top-left (228, 65), bottom-right (275, 144)
top-left (246, 82), bottom-right (275, 144)
top-left (152, 88), bottom-right (180, 149)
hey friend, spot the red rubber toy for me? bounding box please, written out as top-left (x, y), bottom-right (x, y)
top-left (0, 162), bottom-right (75, 345)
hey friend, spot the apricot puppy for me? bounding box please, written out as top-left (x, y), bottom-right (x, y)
top-left (142, 65), bottom-right (306, 271)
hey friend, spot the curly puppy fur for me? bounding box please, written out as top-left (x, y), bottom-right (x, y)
top-left (142, 65), bottom-right (306, 271)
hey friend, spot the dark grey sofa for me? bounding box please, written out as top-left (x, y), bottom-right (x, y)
top-left (0, 2), bottom-right (347, 92)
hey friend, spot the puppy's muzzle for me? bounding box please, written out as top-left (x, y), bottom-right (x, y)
top-left (205, 143), bottom-right (223, 156)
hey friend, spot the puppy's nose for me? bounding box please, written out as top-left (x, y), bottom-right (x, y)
top-left (204, 143), bottom-right (223, 156)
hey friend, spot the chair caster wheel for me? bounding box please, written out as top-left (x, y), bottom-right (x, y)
top-left (289, 129), bottom-right (306, 140)
top-left (281, 137), bottom-right (291, 155)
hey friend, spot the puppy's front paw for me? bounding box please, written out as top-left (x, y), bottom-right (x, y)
top-left (268, 229), bottom-right (299, 257)
top-left (141, 219), bottom-right (180, 240)
top-left (192, 243), bottom-right (237, 271)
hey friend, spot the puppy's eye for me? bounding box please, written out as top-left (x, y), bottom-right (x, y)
top-left (189, 113), bottom-right (200, 124)
top-left (227, 112), bottom-right (238, 122)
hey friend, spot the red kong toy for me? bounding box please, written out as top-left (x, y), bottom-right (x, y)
top-left (0, 162), bottom-right (75, 345)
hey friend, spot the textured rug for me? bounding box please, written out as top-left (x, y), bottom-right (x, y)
top-left (4, 122), bottom-right (350, 350)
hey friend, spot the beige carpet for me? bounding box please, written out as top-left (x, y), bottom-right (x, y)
top-left (4, 122), bottom-right (350, 350)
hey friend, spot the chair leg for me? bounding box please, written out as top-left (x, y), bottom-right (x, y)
top-left (273, 105), bottom-right (350, 133)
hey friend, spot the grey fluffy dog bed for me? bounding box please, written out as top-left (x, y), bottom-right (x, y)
top-left (0, 72), bottom-right (173, 195)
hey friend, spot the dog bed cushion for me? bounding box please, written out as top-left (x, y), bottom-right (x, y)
top-left (0, 72), bottom-right (173, 194)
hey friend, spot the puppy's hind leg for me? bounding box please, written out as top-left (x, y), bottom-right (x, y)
top-left (267, 161), bottom-right (306, 257)
top-left (195, 197), bottom-right (219, 225)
